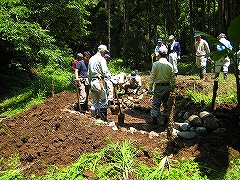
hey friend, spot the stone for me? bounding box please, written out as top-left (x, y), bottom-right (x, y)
top-left (109, 121), bottom-right (116, 127)
top-left (199, 111), bottom-right (215, 119)
top-left (177, 111), bottom-right (185, 118)
top-left (112, 126), bottom-right (118, 131)
top-left (203, 117), bottom-right (219, 131)
top-left (190, 127), bottom-right (207, 136)
top-left (174, 122), bottom-right (190, 131)
top-left (188, 115), bottom-right (202, 127)
top-left (183, 112), bottom-right (190, 120)
top-left (172, 128), bottom-right (180, 136)
top-left (177, 131), bottom-right (198, 140)
top-left (129, 127), bottom-right (137, 134)
top-left (149, 131), bottom-right (159, 139)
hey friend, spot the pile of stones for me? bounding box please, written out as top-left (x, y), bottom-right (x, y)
top-left (174, 111), bottom-right (226, 140)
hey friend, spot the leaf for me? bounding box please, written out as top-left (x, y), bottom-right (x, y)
top-left (195, 31), bottom-right (220, 46)
top-left (228, 15), bottom-right (240, 51)
top-left (208, 49), bottom-right (227, 61)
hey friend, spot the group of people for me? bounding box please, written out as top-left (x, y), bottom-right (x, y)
top-left (72, 45), bottom-right (142, 121)
top-left (149, 32), bottom-right (234, 126)
top-left (72, 32), bottom-right (234, 127)
top-left (154, 35), bottom-right (181, 77)
top-left (194, 32), bottom-right (233, 80)
top-left (154, 33), bottom-right (234, 80)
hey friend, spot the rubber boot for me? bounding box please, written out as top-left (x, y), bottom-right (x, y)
top-left (80, 103), bottom-right (88, 112)
top-left (100, 108), bottom-right (108, 121)
top-left (200, 67), bottom-right (206, 79)
top-left (223, 72), bottom-right (228, 79)
top-left (199, 68), bottom-right (203, 79)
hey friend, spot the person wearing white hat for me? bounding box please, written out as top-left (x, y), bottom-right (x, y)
top-left (147, 46), bottom-right (176, 126)
top-left (194, 33), bottom-right (211, 80)
top-left (88, 44), bottom-right (111, 121)
top-left (154, 38), bottom-right (166, 62)
top-left (212, 33), bottom-right (233, 79)
top-left (167, 35), bottom-right (181, 76)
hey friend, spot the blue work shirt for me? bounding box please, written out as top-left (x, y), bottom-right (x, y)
top-left (76, 60), bottom-right (88, 78)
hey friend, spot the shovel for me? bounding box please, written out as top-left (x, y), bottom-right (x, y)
top-left (75, 80), bottom-right (81, 112)
top-left (116, 90), bottom-right (125, 124)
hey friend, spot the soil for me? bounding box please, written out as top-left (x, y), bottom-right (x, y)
top-left (0, 75), bottom-right (240, 178)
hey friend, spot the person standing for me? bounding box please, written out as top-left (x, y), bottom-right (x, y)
top-left (194, 33), bottom-right (211, 80)
top-left (148, 46), bottom-right (176, 126)
top-left (168, 35), bottom-right (181, 76)
top-left (103, 54), bottom-right (117, 106)
top-left (154, 38), bottom-right (166, 62)
top-left (122, 71), bottom-right (142, 94)
top-left (72, 53), bottom-right (83, 72)
top-left (237, 44), bottom-right (240, 74)
top-left (212, 33), bottom-right (233, 79)
top-left (75, 51), bottom-right (91, 112)
top-left (88, 44), bottom-right (111, 121)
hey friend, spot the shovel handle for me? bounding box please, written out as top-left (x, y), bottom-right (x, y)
top-left (115, 90), bottom-right (122, 114)
top-left (75, 83), bottom-right (81, 111)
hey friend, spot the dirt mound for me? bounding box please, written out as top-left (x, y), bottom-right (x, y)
top-left (0, 77), bottom-right (240, 177)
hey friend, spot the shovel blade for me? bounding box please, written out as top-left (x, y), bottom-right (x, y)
top-left (118, 113), bottom-right (125, 124)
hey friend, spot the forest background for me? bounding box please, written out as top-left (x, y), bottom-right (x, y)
top-left (0, 0), bottom-right (240, 108)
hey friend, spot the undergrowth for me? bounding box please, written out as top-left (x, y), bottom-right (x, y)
top-left (0, 140), bottom-right (239, 179)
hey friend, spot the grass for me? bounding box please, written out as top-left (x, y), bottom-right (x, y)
top-left (0, 141), bottom-right (239, 179)
top-left (175, 71), bottom-right (237, 110)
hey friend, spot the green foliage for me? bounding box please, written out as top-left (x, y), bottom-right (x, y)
top-left (163, 158), bottom-right (208, 180)
top-left (1, 142), bottom-right (240, 179)
top-left (228, 15), bottom-right (240, 52)
top-left (223, 155), bottom-right (240, 180)
top-left (0, 153), bottom-right (24, 180)
top-left (107, 58), bottom-right (132, 75)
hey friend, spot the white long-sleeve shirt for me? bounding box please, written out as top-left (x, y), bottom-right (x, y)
top-left (88, 52), bottom-right (111, 81)
top-left (195, 39), bottom-right (210, 56)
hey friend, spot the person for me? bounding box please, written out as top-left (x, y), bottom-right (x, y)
top-left (72, 53), bottom-right (83, 72)
top-left (194, 33), bottom-right (211, 80)
top-left (113, 72), bottom-right (127, 91)
top-left (122, 71), bottom-right (142, 94)
top-left (154, 38), bottom-right (166, 62)
top-left (237, 44), bottom-right (240, 74)
top-left (75, 51), bottom-right (91, 112)
top-left (167, 35), bottom-right (181, 76)
top-left (103, 54), bottom-right (117, 105)
top-left (147, 46), bottom-right (176, 126)
top-left (212, 33), bottom-right (233, 79)
top-left (88, 44), bottom-right (112, 121)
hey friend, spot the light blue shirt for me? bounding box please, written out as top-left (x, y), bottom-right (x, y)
top-left (217, 38), bottom-right (233, 51)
